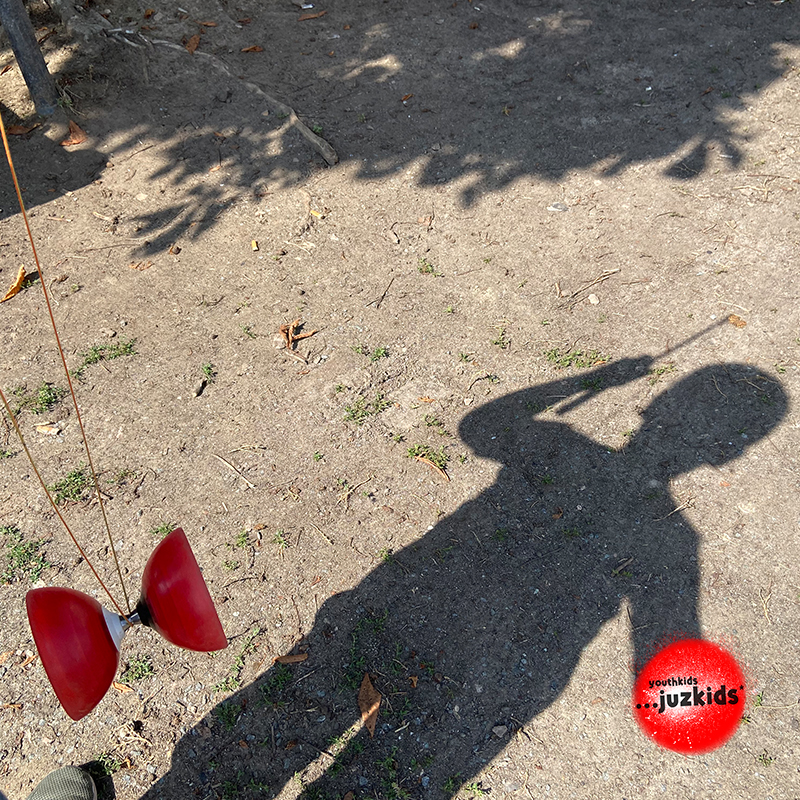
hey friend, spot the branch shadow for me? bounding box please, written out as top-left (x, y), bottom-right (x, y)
top-left (1, 0), bottom-right (796, 251)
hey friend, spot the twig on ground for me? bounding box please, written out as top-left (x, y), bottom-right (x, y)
top-left (213, 454), bottom-right (256, 489)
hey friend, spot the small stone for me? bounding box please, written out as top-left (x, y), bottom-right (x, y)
top-left (547, 202), bottom-right (569, 212)
top-left (588, 293), bottom-right (599, 305)
top-left (193, 380), bottom-right (206, 397)
top-left (492, 725), bottom-right (508, 738)
top-left (359, 777), bottom-right (369, 787)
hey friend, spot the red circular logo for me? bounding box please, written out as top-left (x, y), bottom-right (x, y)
top-left (633, 639), bottom-right (746, 753)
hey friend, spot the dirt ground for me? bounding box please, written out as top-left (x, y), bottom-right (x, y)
top-left (1, 0), bottom-right (799, 798)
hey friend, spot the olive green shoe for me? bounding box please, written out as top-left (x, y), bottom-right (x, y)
top-left (27, 767), bottom-right (97, 800)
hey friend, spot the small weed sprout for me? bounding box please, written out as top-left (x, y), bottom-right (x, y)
top-left (273, 530), bottom-right (288, 550)
top-left (544, 348), bottom-right (608, 370)
top-left (202, 363), bottom-right (217, 383)
top-left (417, 257), bottom-right (441, 276)
top-left (1, 526), bottom-right (50, 583)
top-left (223, 559), bottom-right (240, 571)
top-left (491, 328), bottom-right (510, 349)
top-left (241, 324), bottom-right (257, 339)
top-left (345, 393), bottom-right (392, 425)
top-left (11, 382), bottom-right (67, 415)
top-left (214, 627), bottom-right (260, 693)
top-left (150, 522), bottom-right (175, 539)
top-left (72, 339), bottom-right (136, 380)
top-left (215, 701), bottom-right (241, 731)
top-left (442, 774), bottom-right (462, 794)
top-left (407, 444), bottom-right (449, 469)
top-left (648, 362), bottom-right (676, 385)
top-left (121, 654), bottom-right (155, 683)
top-left (0, 448), bottom-right (14, 459)
top-left (91, 753), bottom-right (124, 778)
top-left (313, 451), bottom-right (324, 462)
top-left (48, 465), bottom-right (91, 505)
top-left (379, 547), bottom-right (394, 563)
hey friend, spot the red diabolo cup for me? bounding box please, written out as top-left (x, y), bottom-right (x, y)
top-left (26, 587), bottom-right (121, 721)
top-left (136, 528), bottom-right (227, 651)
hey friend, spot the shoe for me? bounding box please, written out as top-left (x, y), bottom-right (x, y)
top-left (27, 767), bottom-right (97, 800)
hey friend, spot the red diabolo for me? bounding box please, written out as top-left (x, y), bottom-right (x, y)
top-left (26, 527), bottom-right (227, 720)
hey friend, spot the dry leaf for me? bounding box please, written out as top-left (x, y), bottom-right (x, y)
top-left (274, 653), bottom-right (308, 665)
top-left (35, 423), bottom-right (61, 436)
top-left (238, 17), bottom-right (252, 24)
top-left (402, 94), bottom-right (414, 102)
top-left (0, 651), bottom-right (12, 665)
top-left (719, 480), bottom-right (731, 487)
top-left (208, 164), bottom-right (222, 172)
top-left (7, 124), bottom-right (37, 135)
top-left (238, 740), bottom-right (249, 749)
top-left (129, 260), bottom-right (153, 271)
top-left (469, 21), bottom-right (479, 29)
top-left (358, 673), bottom-right (381, 737)
top-left (418, 396), bottom-right (435, 403)
top-left (251, 240), bottom-right (259, 251)
top-left (60, 120), bottom-right (87, 146)
top-left (241, 45), bottom-right (264, 52)
top-left (728, 314), bottom-right (747, 328)
top-left (343, 24), bottom-right (351, 30)
top-left (1, 265), bottom-right (26, 302)
top-left (408, 675), bottom-right (418, 688)
top-left (143, 8), bottom-right (155, 17)
top-left (1, 64), bottom-right (12, 75)
top-left (185, 34), bottom-right (201, 53)
top-left (343, 793), bottom-right (354, 800)
top-left (285, 739), bottom-right (297, 750)
top-left (198, 20), bottom-right (218, 26)
top-left (169, 244), bottom-right (181, 255)
top-left (552, 507), bottom-right (563, 520)
top-left (112, 680), bottom-right (133, 693)
top-left (299, 10), bottom-right (327, 20)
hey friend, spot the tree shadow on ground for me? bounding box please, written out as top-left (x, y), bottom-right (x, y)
top-left (141, 360), bottom-right (787, 800)
top-left (1, 0), bottom-right (797, 250)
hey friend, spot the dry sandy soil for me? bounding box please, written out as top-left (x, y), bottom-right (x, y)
top-left (1, 1), bottom-right (799, 799)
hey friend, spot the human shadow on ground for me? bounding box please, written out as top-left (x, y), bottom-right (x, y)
top-left (142, 360), bottom-right (787, 800)
top-left (1, 0), bottom-right (797, 249)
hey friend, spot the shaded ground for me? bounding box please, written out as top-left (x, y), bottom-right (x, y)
top-left (1, 1), bottom-right (799, 799)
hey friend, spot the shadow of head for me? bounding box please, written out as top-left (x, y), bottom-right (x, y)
top-left (459, 361), bottom-right (788, 477)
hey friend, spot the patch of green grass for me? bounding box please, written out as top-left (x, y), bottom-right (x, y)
top-left (260, 663), bottom-right (293, 705)
top-left (458, 352), bottom-right (473, 363)
top-left (445, 305), bottom-right (455, 314)
top-left (492, 528), bottom-right (508, 543)
top-left (407, 443), bottom-right (449, 469)
top-left (202, 362), bottom-right (217, 383)
top-left (580, 377), bottom-right (603, 391)
top-left (241, 324), bottom-right (257, 339)
top-left (149, 522), bottom-right (175, 539)
top-left (222, 558), bottom-right (240, 571)
top-left (1, 526), bottom-right (50, 583)
top-left (213, 627), bottom-right (259, 693)
top-left (466, 782), bottom-right (488, 797)
top-left (353, 344), bottom-right (389, 362)
top-left (0, 448), bottom-right (15, 459)
top-left (417, 257), bottom-right (442, 276)
top-left (442, 774), bottom-right (463, 794)
top-left (648, 362), bottom-right (676, 384)
top-left (544, 347), bottom-right (607, 369)
top-left (424, 414), bottom-right (449, 435)
top-left (11, 382), bottom-right (67, 415)
top-left (48, 465), bottom-right (91, 505)
top-left (392, 433), bottom-right (405, 443)
top-left (234, 530), bottom-right (249, 549)
top-left (71, 338), bottom-right (136, 380)
top-left (563, 528), bottom-right (580, 539)
top-left (344, 393), bottom-right (392, 425)
top-left (541, 474), bottom-right (554, 485)
top-left (334, 383), bottom-right (346, 393)
top-left (313, 451), bottom-right (324, 462)
top-left (311, 123), bottom-right (324, 135)
top-left (379, 546), bottom-right (394, 563)
top-left (215, 701), bottom-right (241, 731)
top-left (121, 654), bottom-right (155, 683)
top-left (89, 753), bottom-right (124, 778)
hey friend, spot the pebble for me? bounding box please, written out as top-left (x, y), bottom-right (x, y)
top-left (193, 380), bottom-right (207, 397)
top-left (547, 202), bottom-right (569, 212)
top-left (492, 725), bottom-right (508, 738)
top-left (588, 293), bottom-right (599, 305)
